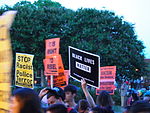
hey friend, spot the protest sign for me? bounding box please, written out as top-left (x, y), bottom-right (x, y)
top-left (0, 11), bottom-right (17, 112)
top-left (45, 38), bottom-right (60, 58)
top-left (43, 55), bottom-right (59, 76)
top-left (15, 53), bottom-right (34, 88)
top-left (96, 66), bottom-right (116, 95)
top-left (49, 71), bottom-right (68, 88)
top-left (100, 66), bottom-right (116, 80)
top-left (44, 54), bottom-right (65, 76)
top-left (69, 46), bottom-right (100, 88)
top-left (44, 55), bottom-right (68, 88)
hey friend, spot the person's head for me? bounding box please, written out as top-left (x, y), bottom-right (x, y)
top-left (46, 87), bottom-right (65, 105)
top-left (131, 92), bottom-right (139, 101)
top-left (123, 106), bottom-right (131, 113)
top-left (46, 103), bottom-right (67, 113)
top-left (89, 106), bottom-right (113, 113)
top-left (96, 90), bottom-right (113, 107)
top-left (64, 84), bottom-right (77, 101)
top-left (129, 100), bottom-right (150, 113)
top-left (137, 90), bottom-right (143, 97)
top-left (10, 88), bottom-right (42, 113)
top-left (143, 91), bottom-right (150, 103)
top-left (75, 99), bottom-right (90, 113)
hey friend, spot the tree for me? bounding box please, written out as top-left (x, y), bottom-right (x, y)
top-left (0, 1), bottom-right (148, 81)
top-left (61, 8), bottom-right (148, 80)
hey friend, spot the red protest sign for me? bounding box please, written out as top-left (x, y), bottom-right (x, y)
top-left (45, 38), bottom-right (60, 58)
top-left (96, 89), bottom-right (115, 95)
top-left (96, 81), bottom-right (116, 95)
top-left (100, 66), bottom-right (116, 81)
top-left (96, 66), bottom-right (116, 95)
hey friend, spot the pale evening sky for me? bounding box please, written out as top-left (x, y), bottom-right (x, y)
top-left (0, 0), bottom-right (149, 58)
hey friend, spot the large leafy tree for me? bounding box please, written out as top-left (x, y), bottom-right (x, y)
top-left (0, 0), bottom-right (148, 81)
top-left (64, 8), bottom-right (148, 80)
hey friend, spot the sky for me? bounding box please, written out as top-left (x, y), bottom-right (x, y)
top-left (0, 0), bottom-right (149, 58)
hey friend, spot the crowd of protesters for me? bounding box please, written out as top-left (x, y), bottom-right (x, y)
top-left (10, 78), bottom-right (150, 113)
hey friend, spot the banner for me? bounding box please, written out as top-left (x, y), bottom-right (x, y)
top-left (96, 66), bottom-right (116, 95)
top-left (44, 55), bottom-right (68, 88)
top-left (49, 70), bottom-right (68, 88)
top-left (15, 53), bottom-right (34, 88)
top-left (45, 38), bottom-right (60, 58)
top-left (0, 11), bottom-right (17, 112)
top-left (69, 46), bottom-right (100, 88)
top-left (44, 55), bottom-right (60, 76)
top-left (100, 66), bottom-right (116, 81)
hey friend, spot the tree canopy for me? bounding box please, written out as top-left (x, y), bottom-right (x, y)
top-left (0, 0), bottom-right (148, 81)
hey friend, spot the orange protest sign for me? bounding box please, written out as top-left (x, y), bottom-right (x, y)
top-left (96, 81), bottom-right (116, 95)
top-left (45, 38), bottom-right (60, 58)
top-left (96, 66), bottom-right (116, 95)
top-left (53, 71), bottom-right (67, 88)
top-left (100, 66), bottom-right (116, 81)
top-left (43, 55), bottom-right (60, 76)
top-left (44, 55), bottom-right (68, 88)
top-left (96, 88), bottom-right (115, 95)
top-left (64, 70), bottom-right (69, 85)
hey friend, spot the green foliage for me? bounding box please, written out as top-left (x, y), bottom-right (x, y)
top-left (0, 0), bottom-right (149, 82)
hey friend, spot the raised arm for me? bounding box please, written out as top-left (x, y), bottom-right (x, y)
top-left (38, 87), bottom-right (49, 100)
top-left (81, 78), bottom-right (96, 108)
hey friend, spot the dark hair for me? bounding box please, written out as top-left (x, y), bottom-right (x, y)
top-left (64, 84), bottom-right (77, 94)
top-left (47, 87), bottom-right (65, 101)
top-left (75, 99), bottom-right (90, 111)
top-left (129, 100), bottom-right (150, 113)
top-left (130, 92), bottom-right (139, 105)
top-left (132, 92), bottom-right (139, 101)
top-left (12, 88), bottom-right (42, 113)
top-left (90, 106), bottom-right (114, 113)
top-left (46, 103), bottom-right (67, 113)
top-left (96, 90), bottom-right (113, 107)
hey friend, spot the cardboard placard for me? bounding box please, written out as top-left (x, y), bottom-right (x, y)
top-left (15, 53), bottom-right (34, 88)
top-left (69, 46), bottom-right (100, 88)
top-left (96, 66), bottom-right (116, 95)
top-left (45, 38), bottom-right (60, 58)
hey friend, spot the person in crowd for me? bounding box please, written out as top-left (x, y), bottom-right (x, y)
top-left (39, 87), bottom-right (77, 113)
top-left (129, 100), bottom-right (150, 113)
top-left (130, 92), bottom-right (139, 105)
top-left (46, 103), bottom-right (67, 113)
top-left (74, 99), bottom-right (90, 113)
top-left (81, 78), bottom-right (114, 113)
top-left (143, 91), bottom-right (150, 103)
top-left (121, 81), bottom-right (129, 107)
top-left (64, 84), bottom-right (78, 108)
top-left (137, 90), bottom-right (143, 100)
top-left (39, 87), bottom-right (65, 108)
top-left (123, 106), bottom-right (131, 113)
top-left (10, 88), bottom-right (43, 113)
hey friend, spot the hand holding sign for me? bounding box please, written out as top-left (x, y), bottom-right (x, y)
top-left (81, 78), bottom-right (96, 108)
top-left (39, 87), bottom-right (49, 99)
top-left (81, 78), bottom-right (87, 90)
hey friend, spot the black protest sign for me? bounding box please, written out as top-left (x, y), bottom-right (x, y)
top-left (69, 46), bottom-right (100, 88)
